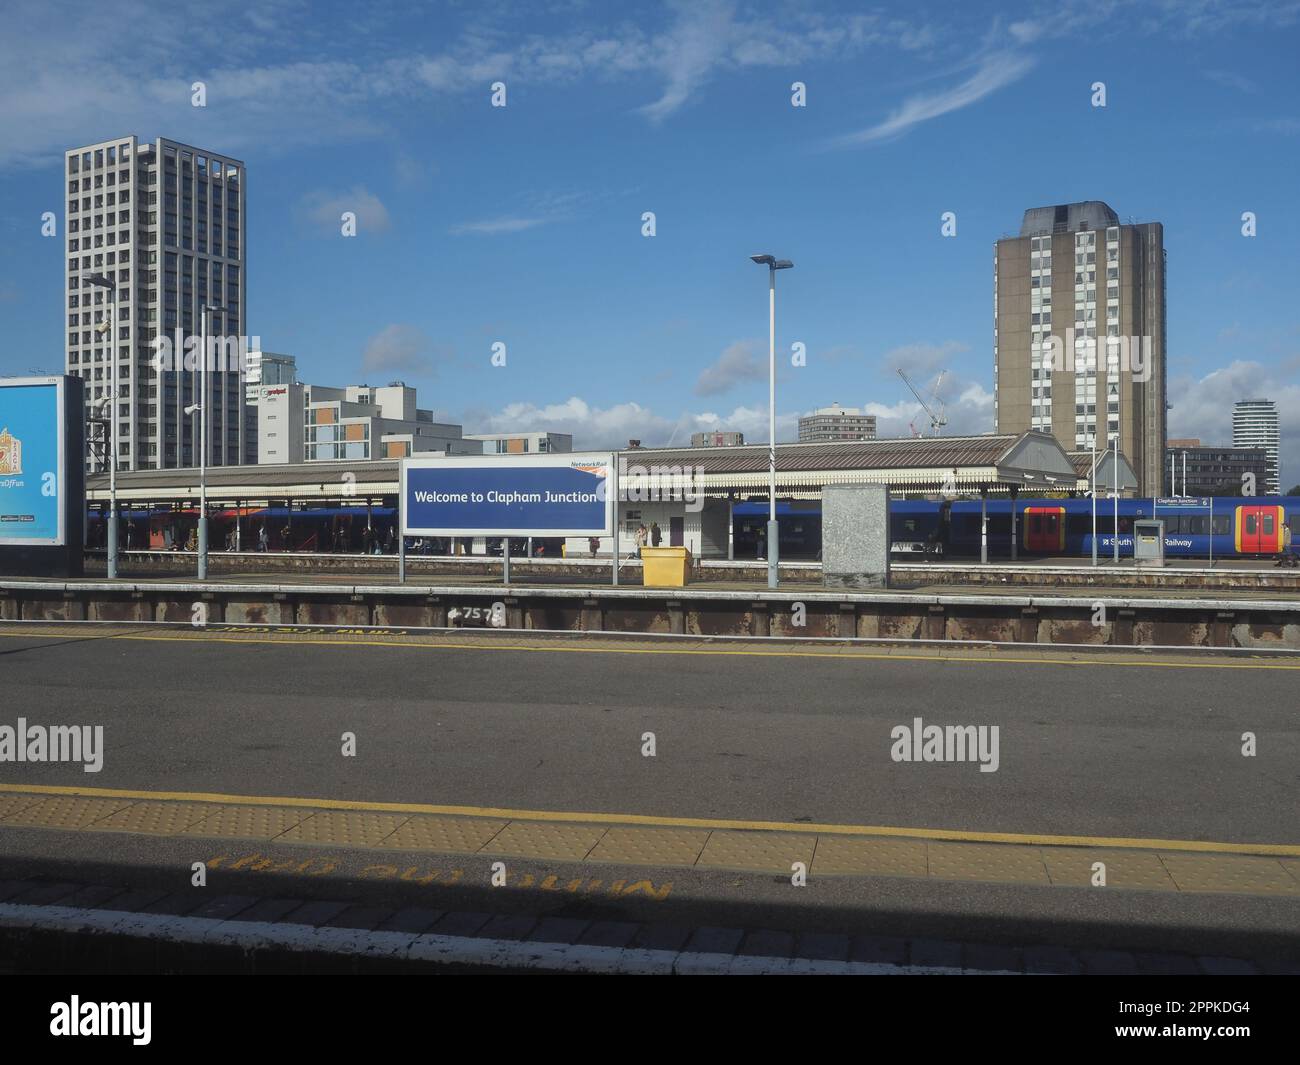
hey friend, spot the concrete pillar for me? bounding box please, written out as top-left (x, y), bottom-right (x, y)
top-left (980, 486), bottom-right (988, 565)
top-left (821, 484), bottom-right (890, 589)
top-left (836, 603), bottom-right (856, 638)
top-left (1010, 485), bottom-right (1019, 562)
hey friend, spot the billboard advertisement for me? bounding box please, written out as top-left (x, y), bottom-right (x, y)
top-left (0, 377), bottom-right (67, 546)
top-left (402, 453), bottom-right (614, 537)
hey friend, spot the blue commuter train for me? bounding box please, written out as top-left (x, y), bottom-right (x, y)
top-left (890, 497), bottom-right (1299, 560)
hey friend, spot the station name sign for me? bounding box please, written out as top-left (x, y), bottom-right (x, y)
top-left (1155, 497), bottom-right (1212, 508)
top-left (401, 453), bottom-right (614, 537)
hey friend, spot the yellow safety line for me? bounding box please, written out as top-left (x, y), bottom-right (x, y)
top-left (2, 626), bottom-right (1300, 670)
top-left (1, 783), bottom-right (1297, 856)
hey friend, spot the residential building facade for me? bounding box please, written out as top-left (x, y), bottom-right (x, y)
top-left (690, 431), bottom-right (746, 447)
top-left (1232, 399), bottom-right (1280, 494)
top-left (798, 404), bottom-right (877, 442)
top-left (257, 381), bottom-right (482, 465)
top-left (64, 136), bottom-right (249, 471)
top-left (463, 432), bottom-right (573, 455)
top-left (994, 201), bottom-right (1167, 497)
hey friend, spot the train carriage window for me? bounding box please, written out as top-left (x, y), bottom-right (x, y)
top-left (1118, 516), bottom-right (1134, 533)
top-left (1263, 513), bottom-right (1275, 535)
top-left (1187, 516), bottom-right (1209, 536)
top-left (1245, 514), bottom-right (1257, 535)
top-left (1163, 515), bottom-right (1182, 535)
top-left (1212, 514), bottom-right (1230, 536)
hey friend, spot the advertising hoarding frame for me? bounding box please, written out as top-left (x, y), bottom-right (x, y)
top-left (0, 375), bottom-right (68, 547)
top-left (400, 452), bottom-right (616, 538)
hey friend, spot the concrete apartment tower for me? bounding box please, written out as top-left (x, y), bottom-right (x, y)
top-left (64, 136), bottom-right (249, 471)
top-left (994, 201), bottom-right (1166, 496)
top-left (1232, 399), bottom-right (1280, 494)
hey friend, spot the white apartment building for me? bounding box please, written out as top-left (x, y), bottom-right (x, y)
top-left (257, 381), bottom-right (482, 464)
top-left (1232, 398), bottom-right (1280, 494)
top-left (463, 431), bottom-right (573, 455)
top-left (64, 136), bottom-right (249, 471)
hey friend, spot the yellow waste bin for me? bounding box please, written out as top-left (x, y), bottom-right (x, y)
top-left (641, 546), bottom-right (691, 587)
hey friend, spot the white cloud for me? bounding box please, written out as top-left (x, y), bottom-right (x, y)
top-left (450, 216), bottom-right (549, 236)
top-left (362, 324), bottom-right (437, 376)
top-left (1168, 360), bottom-right (1300, 489)
top-left (461, 395), bottom-right (800, 449)
top-left (830, 51), bottom-right (1035, 148)
top-left (300, 187), bottom-right (390, 234)
top-left (694, 340), bottom-right (765, 396)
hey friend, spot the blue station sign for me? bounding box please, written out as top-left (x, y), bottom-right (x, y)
top-left (401, 453), bottom-right (614, 537)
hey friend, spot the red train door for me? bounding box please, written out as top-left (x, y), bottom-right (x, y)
top-left (1236, 505), bottom-right (1282, 554)
top-left (1023, 507), bottom-right (1064, 552)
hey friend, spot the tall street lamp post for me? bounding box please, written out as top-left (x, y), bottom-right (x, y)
top-left (749, 254), bottom-right (793, 589)
top-left (87, 274), bottom-right (118, 579)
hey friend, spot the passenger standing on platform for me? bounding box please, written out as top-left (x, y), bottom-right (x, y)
top-left (650, 521), bottom-right (662, 548)
top-left (1280, 521), bottom-right (1295, 567)
top-left (635, 523), bottom-right (647, 558)
top-left (588, 536), bottom-right (599, 558)
top-left (258, 524), bottom-right (269, 552)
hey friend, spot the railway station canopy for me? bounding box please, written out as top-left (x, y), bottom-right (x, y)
top-left (1067, 450), bottom-right (1139, 494)
top-left (87, 431), bottom-right (1099, 505)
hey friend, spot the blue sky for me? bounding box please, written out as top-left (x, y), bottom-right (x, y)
top-left (1, 0), bottom-right (1298, 481)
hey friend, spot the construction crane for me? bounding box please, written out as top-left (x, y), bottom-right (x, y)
top-left (897, 368), bottom-right (948, 435)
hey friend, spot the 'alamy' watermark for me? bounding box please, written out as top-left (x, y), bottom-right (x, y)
top-left (1043, 328), bottom-right (1153, 382)
top-left (50, 997), bottom-right (150, 1045)
top-left (890, 717), bottom-right (999, 772)
top-left (0, 718), bottom-right (103, 772)
top-left (618, 456), bottom-right (705, 512)
top-left (150, 329), bottom-right (262, 375)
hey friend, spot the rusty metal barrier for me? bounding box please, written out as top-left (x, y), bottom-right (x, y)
top-left (3, 579), bottom-right (1299, 651)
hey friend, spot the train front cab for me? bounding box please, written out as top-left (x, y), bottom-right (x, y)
top-left (1235, 504), bottom-right (1285, 556)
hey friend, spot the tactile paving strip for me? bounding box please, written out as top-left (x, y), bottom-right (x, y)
top-left (277, 811), bottom-right (410, 847)
top-left (90, 801), bottom-right (223, 836)
top-left (1040, 846), bottom-right (1179, 891)
top-left (1, 788), bottom-right (1297, 897)
top-left (1, 796), bottom-right (136, 830)
top-left (0, 793), bottom-right (51, 821)
top-left (481, 820), bottom-right (607, 860)
top-left (1158, 853), bottom-right (1300, 895)
top-left (926, 841), bottom-right (1051, 885)
top-left (177, 805), bottom-right (315, 840)
top-left (587, 826), bottom-right (711, 866)
top-left (811, 837), bottom-right (929, 877)
top-left (697, 830), bottom-right (816, 873)
top-left (384, 815), bottom-right (509, 853)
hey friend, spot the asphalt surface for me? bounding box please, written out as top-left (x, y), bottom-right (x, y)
top-left (1, 626), bottom-right (1298, 962)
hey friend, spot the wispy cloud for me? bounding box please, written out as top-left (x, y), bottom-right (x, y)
top-left (830, 51), bottom-right (1035, 148)
top-left (1204, 68), bottom-right (1258, 92)
top-left (298, 186), bottom-right (391, 235)
top-left (362, 324), bottom-right (441, 376)
top-left (450, 216), bottom-right (550, 236)
top-left (1250, 117), bottom-right (1300, 135)
top-left (694, 340), bottom-right (765, 397)
top-left (638, 0), bottom-right (736, 124)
